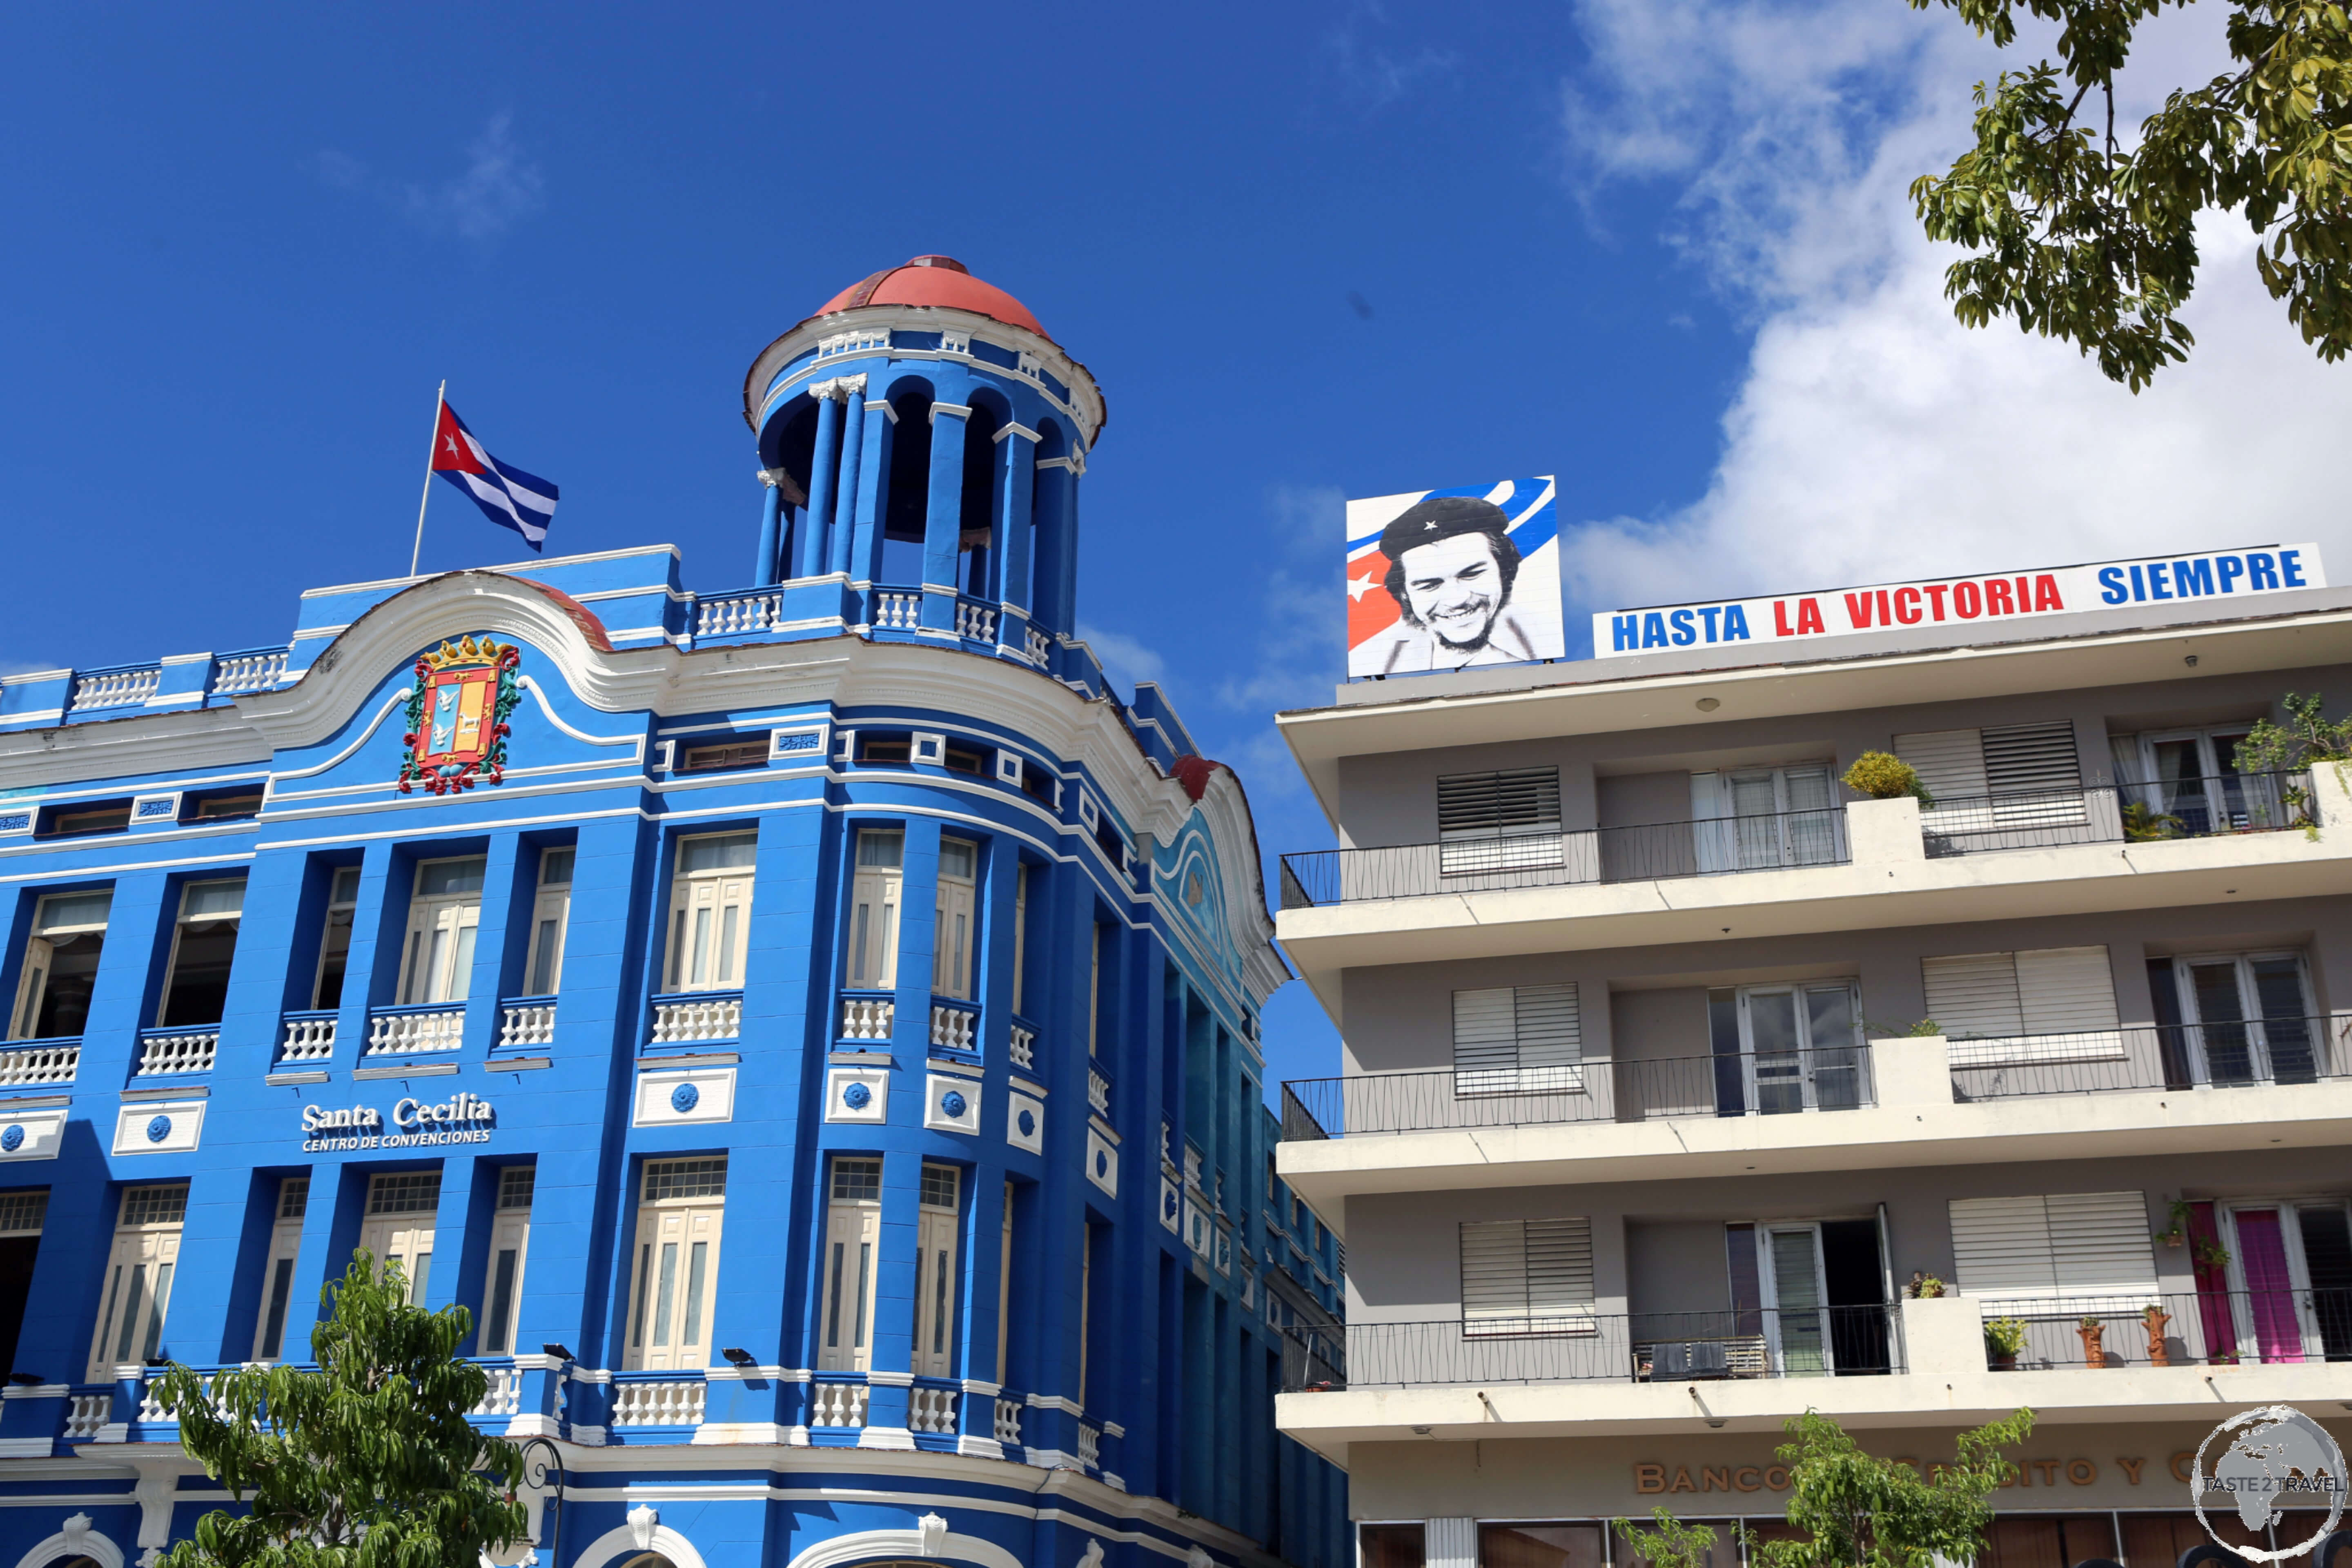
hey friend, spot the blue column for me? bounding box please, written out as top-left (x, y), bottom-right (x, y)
top-left (798, 394), bottom-right (844, 581)
top-left (755, 479), bottom-right (783, 586)
top-left (920, 403), bottom-right (969, 631)
top-left (829, 386), bottom-right (866, 578)
top-left (1029, 458), bottom-right (1075, 639)
top-left (849, 399), bottom-right (895, 587)
top-left (996, 427), bottom-right (1037, 633)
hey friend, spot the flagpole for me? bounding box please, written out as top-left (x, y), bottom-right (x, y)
top-left (411, 380), bottom-right (446, 578)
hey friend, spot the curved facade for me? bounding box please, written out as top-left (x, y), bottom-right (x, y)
top-left (0, 261), bottom-right (1348, 1568)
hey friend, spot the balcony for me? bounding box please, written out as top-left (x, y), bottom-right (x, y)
top-left (132, 1026), bottom-right (218, 1076)
top-left (1281, 1048), bottom-right (1873, 1141)
top-left (496, 998), bottom-right (556, 1050)
top-left (276, 1011), bottom-right (336, 1066)
top-left (1276, 1033), bottom-right (2352, 1203)
top-left (1273, 1295), bottom-right (2352, 1455)
top-left (0, 1041), bottom-right (79, 1087)
top-left (648, 991), bottom-right (742, 1046)
top-left (1992, 1288), bottom-right (2352, 1370)
top-left (364, 1004), bottom-right (465, 1056)
top-left (1275, 770), bottom-right (2352, 991)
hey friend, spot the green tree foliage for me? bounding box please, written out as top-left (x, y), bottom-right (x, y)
top-left (148, 1254), bottom-right (526, 1568)
top-left (1906, 0), bottom-right (2352, 389)
top-left (2236, 691), bottom-right (2352, 771)
top-left (1614, 1507), bottom-right (1733, 1568)
top-left (1753, 1408), bottom-right (2034, 1568)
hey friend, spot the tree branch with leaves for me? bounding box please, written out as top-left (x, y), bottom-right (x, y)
top-left (1907, 0), bottom-right (2352, 390)
top-left (149, 1253), bottom-right (527, 1568)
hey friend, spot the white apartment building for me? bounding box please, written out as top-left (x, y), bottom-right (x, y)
top-left (1269, 569), bottom-right (2352, 1568)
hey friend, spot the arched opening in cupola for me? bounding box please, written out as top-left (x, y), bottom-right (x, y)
top-left (958, 395), bottom-right (1006, 599)
top-left (880, 381), bottom-right (936, 586)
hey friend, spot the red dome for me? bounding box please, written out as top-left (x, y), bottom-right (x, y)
top-left (814, 256), bottom-right (1051, 341)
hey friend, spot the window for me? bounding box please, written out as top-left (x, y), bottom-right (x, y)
top-left (2158, 950), bottom-right (2317, 1085)
top-left (359, 1171), bottom-right (441, 1304)
top-left (397, 857), bottom-right (485, 1006)
top-left (2216, 1198), bottom-right (2352, 1363)
top-left (996, 1179), bottom-right (1014, 1381)
top-left (1460, 1216), bottom-right (1594, 1336)
top-left (186, 791), bottom-right (264, 822)
top-left (42, 802), bottom-right (131, 839)
top-left (678, 740), bottom-right (766, 774)
top-left (1923, 947), bottom-right (2121, 1065)
top-left (944, 744), bottom-right (986, 776)
top-left (856, 734), bottom-right (913, 767)
top-left (88, 1183), bottom-right (187, 1380)
top-left (526, 849), bottom-right (573, 996)
top-left (1020, 765), bottom-right (1056, 807)
top-left (932, 838), bottom-right (977, 1000)
top-left (1708, 982), bottom-right (1865, 1114)
top-left (913, 1163), bottom-right (961, 1378)
top-left (664, 833), bottom-right (755, 993)
top-left (845, 830), bottom-right (902, 990)
top-left (1691, 765), bottom-right (1841, 871)
top-left (2121, 726), bottom-right (2294, 832)
top-left (1452, 984), bottom-right (1580, 1093)
top-left (1948, 1191), bottom-right (2157, 1309)
top-left (0, 1190), bottom-right (47, 1376)
top-left (626, 1158), bottom-right (726, 1371)
top-left (1898, 722), bottom-right (2087, 837)
top-left (1722, 1218), bottom-right (1891, 1377)
top-left (158, 879), bottom-right (245, 1028)
top-left (10, 890), bottom-right (111, 1041)
top-left (250, 1177), bottom-right (307, 1362)
top-left (311, 866), bottom-right (362, 1010)
top-left (1010, 866), bottom-right (1029, 1015)
top-left (1481, 1523), bottom-right (1605, 1568)
top-left (481, 1166), bottom-right (535, 1356)
top-left (1437, 766), bottom-right (1562, 874)
top-left (820, 1156), bottom-right (881, 1372)
top-left (1359, 1524), bottom-right (1428, 1568)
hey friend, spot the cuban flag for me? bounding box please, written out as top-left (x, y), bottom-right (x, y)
top-left (430, 401), bottom-right (558, 550)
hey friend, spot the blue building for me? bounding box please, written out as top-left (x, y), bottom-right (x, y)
top-left (0, 256), bottom-right (1348, 1568)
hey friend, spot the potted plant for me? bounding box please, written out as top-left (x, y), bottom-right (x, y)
top-left (1906, 1271), bottom-right (1948, 1299)
top-left (2122, 801), bottom-right (2184, 841)
top-left (2078, 1315), bottom-right (2108, 1368)
top-left (1842, 751), bottom-right (1934, 806)
top-left (2154, 1199), bottom-right (2193, 1249)
top-left (1984, 1316), bottom-right (2026, 1370)
top-left (2143, 1303), bottom-right (2172, 1367)
top-left (2196, 1238), bottom-right (2232, 1273)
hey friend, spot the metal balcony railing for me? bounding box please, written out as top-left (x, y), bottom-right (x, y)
top-left (1279, 1305), bottom-right (1904, 1392)
top-left (1920, 771), bottom-right (2316, 857)
top-left (1279, 808), bottom-right (1849, 908)
top-left (1984, 1288), bottom-right (2352, 1370)
top-left (1278, 1049), bottom-right (1875, 1140)
top-left (1950, 1013), bottom-right (2351, 1100)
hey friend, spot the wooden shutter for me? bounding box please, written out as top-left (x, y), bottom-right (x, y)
top-left (1515, 984), bottom-right (1582, 1089)
top-left (1949, 1191), bottom-right (2153, 1307)
top-left (1452, 989), bottom-right (1519, 1076)
top-left (1894, 729), bottom-right (1988, 802)
top-left (1438, 768), bottom-right (1561, 837)
top-left (1932, 947), bottom-right (2121, 1065)
top-left (1461, 1217), bottom-right (1593, 1335)
top-left (2015, 947), bottom-right (2120, 1033)
top-left (1452, 984), bottom-right (1581, 1092)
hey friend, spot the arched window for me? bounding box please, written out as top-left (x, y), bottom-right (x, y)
top-left (617, 1556), bottom-right (676, 1568)
top-left (958, 401), bottom-right (1004, 597)
top-left (763, 400), bottom-right (820, 582)
top-left (1029, 419), bottom-right (1073, 634)
top-left (880, 386), bottom-right (935, 585)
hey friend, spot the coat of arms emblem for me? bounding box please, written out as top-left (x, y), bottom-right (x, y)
top-left (397, 635), bottom-right (522, 795)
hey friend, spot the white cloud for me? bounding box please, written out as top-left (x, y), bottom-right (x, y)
top-left (315, 114), bottom-right (545, 243)
top-left (1074, 622), bottom-right (1168, 693)
top-left (1558, 0), bottom-right (2352, 616)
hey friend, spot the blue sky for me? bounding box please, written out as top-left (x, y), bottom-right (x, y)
top-left (7, 2), bottom-right (2348, 1096)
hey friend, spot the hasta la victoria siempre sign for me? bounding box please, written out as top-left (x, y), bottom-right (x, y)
top-left (398, 635), bottom-right (522, 795)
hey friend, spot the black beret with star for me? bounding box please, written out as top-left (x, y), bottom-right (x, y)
top-left (1378, 495), bottom-right (1512, 564)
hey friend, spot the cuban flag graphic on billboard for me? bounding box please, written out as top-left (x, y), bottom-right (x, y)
top-left (1346, 477), bottom-right (1564, 678)
top-left (430, 402), bottom-right (559, 550)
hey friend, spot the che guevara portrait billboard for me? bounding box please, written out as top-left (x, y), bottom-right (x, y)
top-left (1345, 477), bottom-right (1565, 678)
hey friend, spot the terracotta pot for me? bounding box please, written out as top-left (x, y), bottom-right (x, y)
top-left (2145, 1311), bottom-right (2172, 1367)
top-left (2078, 1322), bottom-right (2107, 1369)
top-left (1988, 1350), bottom-right (2018, 1371)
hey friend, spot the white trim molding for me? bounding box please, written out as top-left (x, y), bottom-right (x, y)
top-left (14, 1515), bottom-right (125, 1568)
top-left (570, 1512), bottom-right (708, 1568)
top-left (784, 1516), bottom-right (1022, 1568)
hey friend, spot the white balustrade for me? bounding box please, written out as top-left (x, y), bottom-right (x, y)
top-left (1008, 1024), bottom-right (1036, 1070)
top-left (65, 1394), bottom-right (111, 1439)
top-left (365, 1007), bottom-right (466, 1055)
top-left (212, 650), bottom-right (288, 693)
top-left (810, 1381), bottom-right (868, 1428)
top-left (69, 666), bottom-right (161, 712)
top-left (498, 1003), bottom-right (556, 1049)
top-left (956, 601), bottom-right (997, 641)
top-left (993, 1397), bottom-right (1024, 1446)
top-left (610, 1380), bottom-right (704, 1426)
top-left (137, 1387), bottom-right (167, 1424)
top-left (1087, 1069), bottom-right (1110, 1116)
top-left (1078, 1422), bottom-right (1101, 1468)
top-left (135, 1030), bottom-right (218, 1076)
top-left (839, 997), bottom-right (894, 1041)
top-left (1026, 626), bottom-right (1051, 665)
top-left (279, 1016), bottom-right (336, 1062)
top-left (696, 592), bottom-right (783, 638)
top-left (909, 1386), bottom-right (957, 1434)
top-left (0, 1044), bottom-right (79, 1087)
top-left (930, 1003), bottom-right (976, 1052)
top-left (650, 997), bottom-right (742, 1044)
top-left (472, 1365), bottom-right (522, 1417)
top-left (875, 592), bottom-right (921, 630)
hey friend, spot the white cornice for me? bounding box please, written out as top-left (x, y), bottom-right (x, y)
top-left (298, 543), bottom-right (682, 601)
